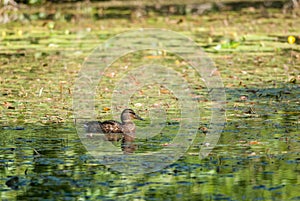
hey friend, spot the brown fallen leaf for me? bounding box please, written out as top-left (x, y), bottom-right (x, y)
top-left (103, 107), bottom-right (110, 111)
top-left (249, 141), bottom-right (260, 145)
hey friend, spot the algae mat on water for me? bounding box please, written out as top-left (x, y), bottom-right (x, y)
top-left (0, 2), bottom-right (300, 201)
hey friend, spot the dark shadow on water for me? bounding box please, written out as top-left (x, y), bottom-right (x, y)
top-left (0, 84), bottom-right (299, 200)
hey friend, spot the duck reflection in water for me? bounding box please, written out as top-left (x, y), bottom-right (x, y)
top-left (84, 109), bottom-right (144, 154)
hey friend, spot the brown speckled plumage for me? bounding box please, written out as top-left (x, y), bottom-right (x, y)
top-left (84, 109), bottom-right (144, 144)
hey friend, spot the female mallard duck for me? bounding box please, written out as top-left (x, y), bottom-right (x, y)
top-left (84, 109), bottom-right (144, 142)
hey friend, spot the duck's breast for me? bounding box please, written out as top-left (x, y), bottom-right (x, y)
top-left (122, 122), bottom-right (136, 134)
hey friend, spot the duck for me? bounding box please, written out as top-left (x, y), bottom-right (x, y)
top-left (84, 109), bottom-right (144, 142)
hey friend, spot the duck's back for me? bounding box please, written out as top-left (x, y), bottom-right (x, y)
top-left (84, 120), bottom-right (123, 133)
top-left (84, 120), bottom-right (123, 141)
top-left (84, 121), bottom-right (102, 133)
top-left (100, 120), bottom-right (123, 133)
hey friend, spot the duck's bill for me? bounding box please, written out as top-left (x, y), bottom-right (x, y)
top-left (135, 115), bottom-right (144, 121)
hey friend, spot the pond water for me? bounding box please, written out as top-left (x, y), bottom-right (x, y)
top-left (0, 2), bottom-right (300, 200)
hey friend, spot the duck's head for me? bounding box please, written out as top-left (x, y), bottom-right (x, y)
top-left (121, 109), bottom-right (144, 122)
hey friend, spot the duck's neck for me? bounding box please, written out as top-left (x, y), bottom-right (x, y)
top-left (121, 114), bottom-right (133, 124)
top-left (121, 112), bottom-right (136, 133)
